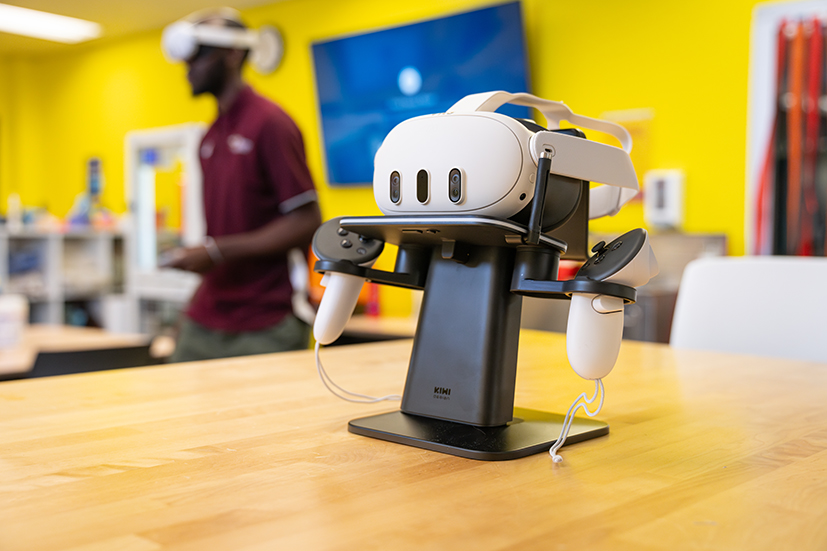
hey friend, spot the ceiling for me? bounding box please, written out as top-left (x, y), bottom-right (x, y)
top-left (0, 0), bottom-right (279, 56)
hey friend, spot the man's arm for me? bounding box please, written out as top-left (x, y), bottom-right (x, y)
top-left (164, 201), bottom-right (322, 274)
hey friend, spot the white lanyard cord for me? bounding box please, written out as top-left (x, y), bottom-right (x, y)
top-left (314, 342), bottom-right (402, 404)
top-left (549, 379), bottom-right (605, 463)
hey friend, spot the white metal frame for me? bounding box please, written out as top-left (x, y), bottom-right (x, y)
top-left (123, 123), bottom-right (206, 331)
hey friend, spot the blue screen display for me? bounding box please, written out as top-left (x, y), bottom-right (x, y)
top-left (312, 2), bottom-right (531, 186)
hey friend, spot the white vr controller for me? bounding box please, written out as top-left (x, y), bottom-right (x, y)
top-left (312, 218), bottom-right (385, 346)
top-left (374, 91), bottom-right (640, 221)
top-left (162, 9), bottom-right (283, 74)
top-left (566, 228), bottom-right (658, 379)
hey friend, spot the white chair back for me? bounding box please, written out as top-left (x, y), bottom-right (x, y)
top-left (670, 256), bottom-right (827, 362)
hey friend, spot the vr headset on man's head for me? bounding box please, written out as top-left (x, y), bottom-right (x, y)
top-left (161, 8), bottom-right (283, 73)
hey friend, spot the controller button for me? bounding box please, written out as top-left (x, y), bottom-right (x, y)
top-left (357, 247), bottom-right (367, 255)
top-left (591, 241), bottom-right (606, 254)
top-left (612, 241), bottom-right (623, 251)
top-left (594, 255), bottom-right (605, 264)
top-left (359, 235), bottom-right (371, 243)
top-left (337, 227), bottom-right (349, 236)
top-left (340, 239), bottom-right (353, 248)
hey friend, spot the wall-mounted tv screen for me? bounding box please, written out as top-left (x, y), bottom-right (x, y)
top-left (312, 2), bottom-right (531, 186)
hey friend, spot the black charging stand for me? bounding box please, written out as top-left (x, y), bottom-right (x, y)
top-left (315, 215), bottom-right (636, 461)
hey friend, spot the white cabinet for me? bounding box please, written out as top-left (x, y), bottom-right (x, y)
top-left (0, 229), bottom-right (125, 327)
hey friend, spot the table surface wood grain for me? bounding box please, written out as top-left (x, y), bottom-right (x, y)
top-left (1, 330), bottom-right (826, 551)
top-left (343, 314), bottom-right (417, 338)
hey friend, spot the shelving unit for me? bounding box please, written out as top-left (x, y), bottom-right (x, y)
top-left (0, 228), bottom-right (125, 327)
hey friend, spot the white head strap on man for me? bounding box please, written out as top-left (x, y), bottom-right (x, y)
top-left (161, 8), bottom-right (283, 74)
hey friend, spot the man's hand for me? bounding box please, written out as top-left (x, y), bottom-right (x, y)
top-left (161, 246), bottom-right (215, 274)
top-left (160, 202), bottom-right (322, 274)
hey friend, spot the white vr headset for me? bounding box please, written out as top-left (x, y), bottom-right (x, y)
top-left (162, 12), bottom-right (283, 74)
top-left (373, 91), bottom-right (639, 223)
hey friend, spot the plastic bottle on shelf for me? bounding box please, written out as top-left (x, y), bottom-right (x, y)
top-left (0, 294), bottom-right (29, 348)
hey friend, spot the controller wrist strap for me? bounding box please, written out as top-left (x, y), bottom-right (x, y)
top-left (549, 379), bottom-right (605, 463)
top-left (314, 342), bottom-right (401, 404)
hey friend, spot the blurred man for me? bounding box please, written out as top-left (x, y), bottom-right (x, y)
top-left (163, 9), bottom-right (321, 362)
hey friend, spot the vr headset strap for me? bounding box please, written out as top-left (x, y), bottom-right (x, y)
top-left (448, 91), bottom-right (632, 154)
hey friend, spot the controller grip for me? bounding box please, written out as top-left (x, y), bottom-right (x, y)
top-left (566, 294), bottom-right (624, 380)
top-left (313, 272), bottom-right (367, 345)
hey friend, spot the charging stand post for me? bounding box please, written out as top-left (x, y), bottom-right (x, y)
top-left (318, 216), bottom-right (613, 461)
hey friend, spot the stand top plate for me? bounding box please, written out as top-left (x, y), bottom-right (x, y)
top-left (340, 215), bottom-right (568, 252)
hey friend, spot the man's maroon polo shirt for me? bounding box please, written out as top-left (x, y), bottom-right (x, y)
top-left (187, 86), bottom-right (317, 332)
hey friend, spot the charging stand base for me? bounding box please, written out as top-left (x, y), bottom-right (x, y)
top-left (348, 408), bottom-right (608, 461)
top-left (334, 217), bottom-right (611, 461)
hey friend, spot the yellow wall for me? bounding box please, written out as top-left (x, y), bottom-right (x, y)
top-left (0, 0), bottom-right (773, 299)
top-left (0, 58), bottom-right (7, 200)
top-left (0, 31), bottom-right (214, 214)
top-left (530, 0), bottom-right (759, 253)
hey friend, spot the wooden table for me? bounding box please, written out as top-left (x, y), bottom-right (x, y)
top-left (342, 314), bottom-right (417, 341)
top-left (2, 331), bottom-right (826, 550)
top-left (0, 325), bottom-right (152, 378)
